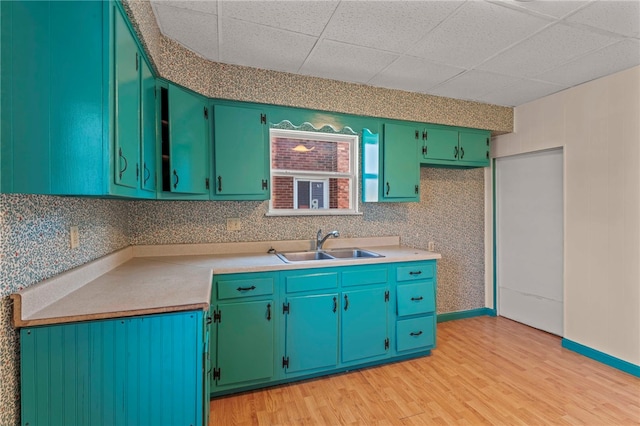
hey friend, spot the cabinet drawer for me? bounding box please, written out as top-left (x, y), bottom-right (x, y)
top-left (217, 277), bottom-right (274, 300)
top-left (396, 263), bottom-right (434, 282)
top-left (397, 281), bottom-right (435, 316)
top-left (342, 267), bottom-right (388, 287)
top-left (396, 316), bottom-right (435, 352)
top-left (285, 272), bottom-right (338, 293)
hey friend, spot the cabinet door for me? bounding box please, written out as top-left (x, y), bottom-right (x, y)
top-left (422, 127), bottom-right (459, 162)
top-left (203, 309), bottom-right (212, 426)
top-left (168, 83), bottom-right (209, 194)
top-left (140, 58), bottom-right (156, 192)
top-left (382, 123), bottom-right (419, 200)
top-left (459, 131), bottom-right (490, 166)
top-left (1, 1), bottom-right (104, 195)
top-left (20, 312), bottom-right (203, 426)
top-left (215, 300), bottom-right (274, 387)
top-left (213, 104), bottom-right (269, 199)
top-left (285, 293), bottom-right (338, 374)
top-left (341, 287), bottom-right (388, 363)
top-left (113, 8), bottom-right (140, 190)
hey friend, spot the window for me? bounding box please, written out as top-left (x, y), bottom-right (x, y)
top-left (268, 127), bottom-right (359, 215)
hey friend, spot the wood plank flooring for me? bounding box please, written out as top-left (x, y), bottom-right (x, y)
top-left (209, 316), bottom-right (640, 425)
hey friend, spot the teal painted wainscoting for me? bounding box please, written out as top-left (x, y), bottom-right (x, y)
top-left (562, 338), bottom-right (640, 378)
top-left (437, 308), bottom-right (496, 323)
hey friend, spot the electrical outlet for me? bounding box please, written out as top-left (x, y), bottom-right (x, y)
top-left (428, 241), bottom-right (435, 252)
top-left (70, 226), bottom-right (80, 249)
top-left (226, 218), bottom-right (241, 231)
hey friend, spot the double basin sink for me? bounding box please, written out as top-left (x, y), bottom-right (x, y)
top-left (276, 248), bottom-right (384, 263)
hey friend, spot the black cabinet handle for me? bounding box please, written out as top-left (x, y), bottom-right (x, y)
top-left (344, 294), bottom-right (349, 311)
top-left (266, 303), bottom-right (271, 321)
top-left (143, 163), bottom-right (150, 185)
top-left (460, 147), bottom-right (465, 159)
top-left (410, 296), bottom-right (423, 301)
top-left (410, 331), bottom-right (423, 337)
top-left (173, 170), bottom-right (179, 189)
top-left (386, 182), bottom-right (390, 195)
top-left (136, 163), bottom-right (139, 181)
top-left (118, 148), bottom-right (128, 179)
top-left (217, 175), bottom-right (222, 192)
top-left (454, 146), bottom-right (459, 159)
top-left (236, 285), bottom-right (256, 292)
top-left (332, 297), bottom-right (337, 313)
top-left (409, 271), bottom-right (422, 276)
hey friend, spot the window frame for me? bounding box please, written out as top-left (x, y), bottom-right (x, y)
top-left (267, 128), bottom-right (360, 216)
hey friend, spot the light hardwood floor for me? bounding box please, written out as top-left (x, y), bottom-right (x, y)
top-left (209, 316), bottom-right (640, 425)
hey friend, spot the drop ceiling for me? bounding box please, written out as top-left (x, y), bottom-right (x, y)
top-left (150, 0), bottom-right (640, 107)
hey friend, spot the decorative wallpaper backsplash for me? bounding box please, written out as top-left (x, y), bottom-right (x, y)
top-left (0, 167), bottom-right (484, 424)
top-left (0, 195), bottom-right (130, 425)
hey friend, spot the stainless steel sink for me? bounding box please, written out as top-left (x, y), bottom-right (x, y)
top-left (276, 248), bottom-right (384, 263)
top-left (324, 248), bottom-right (384, 259)
top-left (276, 251), bottom-right (335, 262)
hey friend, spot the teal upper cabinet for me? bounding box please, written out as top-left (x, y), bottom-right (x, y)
top-left (421, 126), bottom-right (490, 167)
top-left (140, 58), bottom-right (157, 193)
top-left (458, 130), bottom-right (491, 165)
top-left (0, 1), bottom-right (156, 198)
top-left (212, 103), bottom-right (269, 200)
top-left (382, 123), bottom-right (420, 202)
top-left (114, 8), bottom-right (141, 190)
top-left (157, 81), bottom-right (210, 199)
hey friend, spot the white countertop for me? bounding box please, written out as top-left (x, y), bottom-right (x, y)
top-left (11, 237), bottom-right (440, 328)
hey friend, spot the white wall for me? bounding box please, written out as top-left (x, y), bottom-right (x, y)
top-left (491, 66), bottom-right (640, 366)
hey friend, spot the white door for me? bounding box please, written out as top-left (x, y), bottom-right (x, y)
top-left (496, 148), bottom-right (563, 335)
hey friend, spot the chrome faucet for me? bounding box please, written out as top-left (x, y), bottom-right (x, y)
top-left (316, 229), bottom-right (340, 251)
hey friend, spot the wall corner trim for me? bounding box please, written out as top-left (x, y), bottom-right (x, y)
top-left (437, 308), bottom-right (495, 323)
top-left (561, 338), bottom-right (640, 378)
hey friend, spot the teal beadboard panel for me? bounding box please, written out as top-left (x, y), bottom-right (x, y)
top-left (20, 311), bottom-right (204, 426)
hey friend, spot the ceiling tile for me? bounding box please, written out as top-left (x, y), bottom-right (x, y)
top-left (479, 79), bottom-right (565, 107)
top-left (322, 1), bottom-right (462, 53)
top-left (369, 57), bottom-right (464, 93)
top-left (478, 22), bottom-right (621, 78)
top-left (219, 1), bottom-right (339, 36)
top-left (153, 4), bottom-right (219, 61)
top-left (409, 1), bottom-right (552, 69)
top-left (429, 70), bottom-right (522, 102)
top-left (536, 39), bottom-right (640, 86)
top-left (566, 0), bottom-right (640, 37)
top-left (219, 18), bottom-right (317, 73)
top-left (299, 40), bottom-right (399, 84)
top-left (492, 0), bottom-right (590, 19)
top-left (151, 0), bottom-right (218, 16)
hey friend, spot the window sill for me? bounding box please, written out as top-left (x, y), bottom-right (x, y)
top-left (265, 209), bottom-right (363, 217)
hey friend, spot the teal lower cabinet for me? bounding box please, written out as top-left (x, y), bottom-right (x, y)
top-left (282, 269), bottom-right (339, 376)
top-left (284, 293), bottom-right (339, 374)
top-left (341, 265), bottom-right (390, 364)
top-left (211, 272), bottom-right (278, 392)
top-left (394, 262), bottom-right (437, 354)
top-left (210, 260), bottom-right (437, 398)
top-left (20, 310), bottom-right (208, 426)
